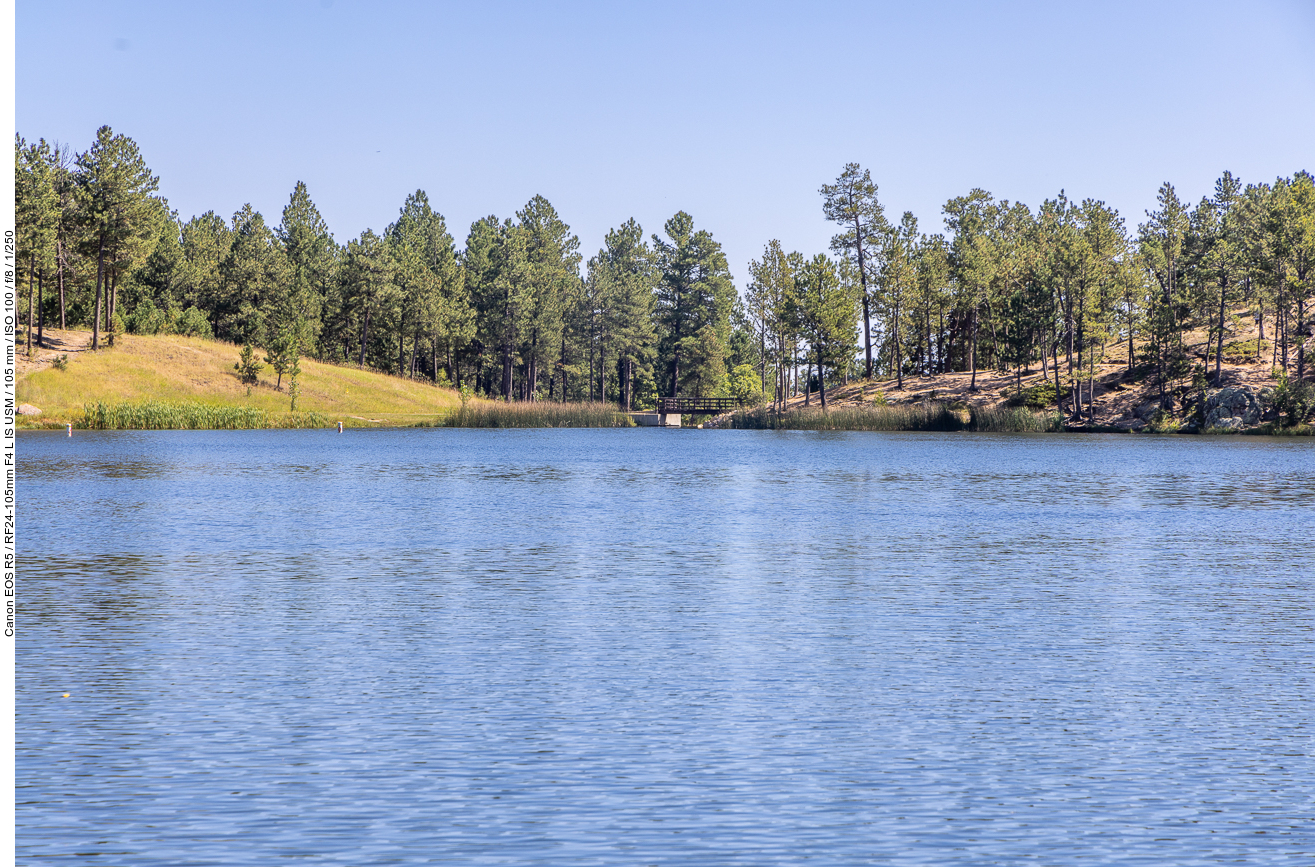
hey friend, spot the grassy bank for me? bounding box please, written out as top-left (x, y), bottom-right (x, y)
top-left (725, 403), bottom-right (1058, 432)
top-left (18, 330), bottom-right (461, 427)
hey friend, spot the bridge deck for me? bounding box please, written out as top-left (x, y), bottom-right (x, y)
top-left (657, 397), bottom-right (739, 414)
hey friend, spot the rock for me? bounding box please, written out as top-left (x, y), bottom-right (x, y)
top-left (1135, 401), bottom-right (1163, 420)
top-left (17, 404), bottom-right (41, 416)
top-left (1203, 386), bottom-right (1262, 428)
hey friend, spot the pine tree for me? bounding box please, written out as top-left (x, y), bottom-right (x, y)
top-left (74, 126), bottom-right (162, 351)
top-left (822, 163), bottom-right (887, 379)
top-left (15, 136), bottom-right (59, 354)
top-left (653, 212), bottom-right (735, 398)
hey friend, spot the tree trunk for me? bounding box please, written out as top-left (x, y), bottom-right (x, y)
top-left (37, 269), bottom-right (44, 350)
top-left (397, 312), bottom-right (407, 375)
top-left (26, 254), bottom-right (35, 356)
top-left (1215, 278), bottom-right (1227, 385)
top-left (893, 300), bottom-right (903, 390)
top-left (969, 305), bottom-right (979, 390)
top-left (92, 237), bottom-right (105, 351)
top-left (108, 270), bottom-right (118, 345)
top-left (818, 345), bottom-right (827, 410)
top-left (57, 238), bottom-right (66, 330)
top-left (501, 343), bottom-right (513, 400)
top-left (853, 209), bottom-right (872, 379)
top-left (358, 306), bottom-right (372, 368)
top-left (1298, 297), bottom-right (1307, 383)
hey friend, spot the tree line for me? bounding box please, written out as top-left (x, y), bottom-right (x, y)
top-left (15, 127), bottom-right (1314, 415)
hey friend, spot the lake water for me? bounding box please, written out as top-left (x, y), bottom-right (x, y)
top-left (16, 429), bottom-right (1315, 865)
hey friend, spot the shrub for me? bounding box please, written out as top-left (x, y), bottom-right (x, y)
top-left (126, 299), bottom-right (169, 335)
top-left (234, 342), bottom-right (263, 385)
top-left (174, 306), bottom-right (213, 339)
top-left (1272, 372), bottom-right (1314, 428)
top-left (729, 364), bottom-right (763, 406)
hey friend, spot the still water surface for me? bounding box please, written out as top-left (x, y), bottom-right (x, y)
top-left (17, 429), bottom-right (1315, 864)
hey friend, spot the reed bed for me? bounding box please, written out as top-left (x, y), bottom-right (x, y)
top-left (968, 406), bottom-right (1061, 433)
top-left (439, 400), bottom-right (634, 428)
top-left (726, 403), bottom-right (966, 431)
top-left (82, 400), bottom-right (328, 430)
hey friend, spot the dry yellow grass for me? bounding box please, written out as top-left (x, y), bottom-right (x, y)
top-left (17, 330), bottom-right (462, 426)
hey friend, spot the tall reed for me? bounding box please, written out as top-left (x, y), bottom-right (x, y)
top-left (968, 406), bottom-right (1060, 432)
top-left (82, 400), bottom-right (328, 430)
top-left (725, 403), bottom-right (966, 431)
top-left (439, 400), bottom-right (634, 428)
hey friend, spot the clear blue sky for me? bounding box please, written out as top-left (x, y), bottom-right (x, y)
top-left (16, 0), bottom-right (1315, 286)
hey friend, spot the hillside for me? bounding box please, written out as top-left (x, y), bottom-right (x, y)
top-left (767, 303), bottom-right (1302, 432)
top-left (16, 329), bottom-right (461, 427)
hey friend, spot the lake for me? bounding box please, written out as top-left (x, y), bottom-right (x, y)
top-left (16, 428), bottom-right (1315, 865)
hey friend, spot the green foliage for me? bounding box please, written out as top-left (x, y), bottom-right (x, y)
top-left (1271, 371), bottom-right (1315, 427)
top-left (234, 342), bottom-right (263, 385)
top-left (126, 298), bottom-right (169, 335)
top-left (1146, 408), bottom-right (1181, 433)
top-left (173, 306), bottom-right (213, 338)
top-left (653, 211), bottom-right (735, 398)
top-left (728, 363), bottom-right (763, 406)
top-left (51, 354), bottom-right (69, 371)
top-left (1005, 382), bottom-right (1057, 409)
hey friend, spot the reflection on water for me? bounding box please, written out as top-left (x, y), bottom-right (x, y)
top-left (17, 429), bottom-right (1315, 865)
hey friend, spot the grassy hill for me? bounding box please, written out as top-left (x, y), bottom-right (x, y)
top-left (17, 329), bottom-right (461, 427)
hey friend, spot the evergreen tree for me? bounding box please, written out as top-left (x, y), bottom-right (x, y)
top-left (216, 205), bottom-right (290, 347)
top-left (15, 136), bottom-right (59, 354)
top-left (74, 126), bottom-right (162, 350)
top-left (822, 163), bottom-right (887, 379)
top-left (653, 211), bottom-right (735, 398)
top-left (796, 253), bottom-right (857, 409)
top-left (1140, 183), bottom-right (1192, 407)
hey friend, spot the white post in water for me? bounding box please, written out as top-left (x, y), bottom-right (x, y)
top-left (66, 423), bottom-right (72, 437)
top-left (337, 421), bottom-right (343, 433)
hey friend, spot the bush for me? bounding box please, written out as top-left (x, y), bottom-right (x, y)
top-left (126, 299), bottom-right (170, 335)
top-left (1004, 382), bottom-right (1057, 409)
top-left (173, 306), bottom-right (213, 339)
top-left (1272, 372), bottom-right (1314, 428)
top-left (729, 364), bottom-right (763, 406)
top-left (235, 343), bottom-right (263, 385)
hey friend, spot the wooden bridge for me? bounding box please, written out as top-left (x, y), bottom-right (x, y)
top-left (657, 397), bottom-right (740, 415)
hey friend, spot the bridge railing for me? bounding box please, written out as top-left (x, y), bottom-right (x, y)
top-left (657, 397), bottom-right (740, 414)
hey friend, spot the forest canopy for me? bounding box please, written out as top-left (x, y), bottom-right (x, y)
top-left (15, 127), bottom-right (1314, 414)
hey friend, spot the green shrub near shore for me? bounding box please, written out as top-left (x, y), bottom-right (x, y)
top-left (81, 400), bottom-right (328, 430)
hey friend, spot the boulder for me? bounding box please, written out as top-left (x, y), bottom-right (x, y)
top-left (17, 404), bottom-right (41, 416)
top-left (1203, 387), bottom-right (1262, 428)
